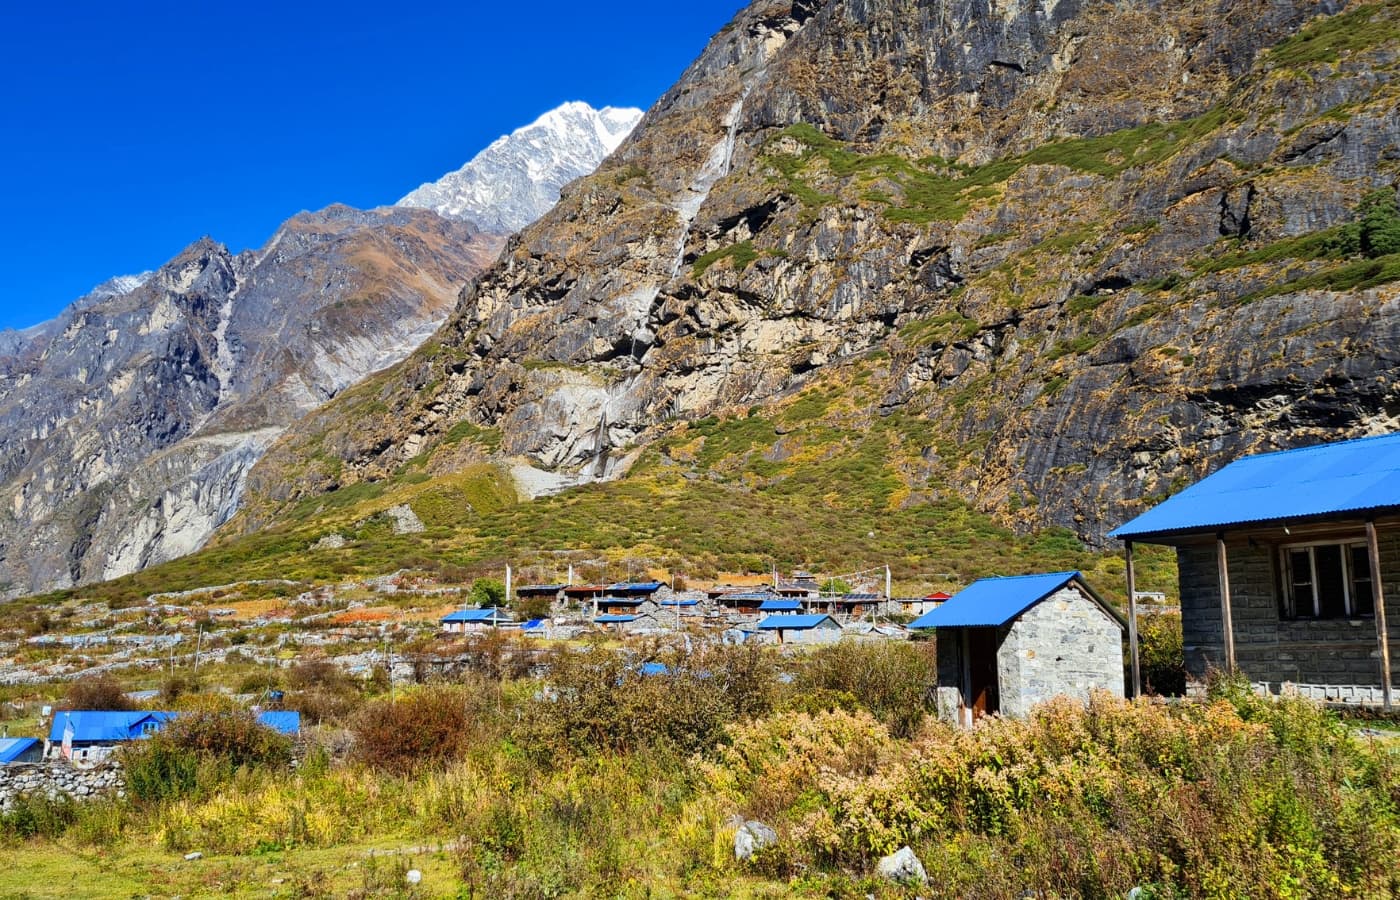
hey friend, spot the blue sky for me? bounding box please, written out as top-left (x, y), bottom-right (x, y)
top-left (0, 1), bottom-right (742, 331)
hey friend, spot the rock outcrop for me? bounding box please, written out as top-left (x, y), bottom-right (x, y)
top-left (238, 0), bottom-right (1400, 552)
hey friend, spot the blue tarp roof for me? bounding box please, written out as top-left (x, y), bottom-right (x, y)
top-left (520, 618), bottom-right (547, 629)
top-left (441, 607), bottom-right (508, 622)
top-left (759, 599), bottom-right (802, 611)
top-left (0, 737), bottom-right (40, 763)
top-left (256, 711), bottom-right (301, 736)
top-left (49, 710), bottom-right (299, 743)
top-left (606, 581), bottom-right (663, 593)
top-left (1110, 433), bottom-right (1400, 541)
top-left (595, 614), bottom-right (640, 623)
top-left (639, 662), bottom-right (670, 676)
top-left (909, 572), bottom-right (1080, 629)
top-left (757, 614), bottom-right (836, 630)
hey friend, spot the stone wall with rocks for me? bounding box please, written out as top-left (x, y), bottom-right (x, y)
top-left (997, 585), bottom-right (1125, 719)
top-left (0, 760), bottom-right (123, 812)
top-left (1178, 527), bottom-right (1400, 703)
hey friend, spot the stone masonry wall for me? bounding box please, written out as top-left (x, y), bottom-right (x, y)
top-left (0, 760), bottom-right (123, 812)
top-left (1177, 526), bottom-right (1400, 703)
top-left (997, 586), bottom-right (1125, 719)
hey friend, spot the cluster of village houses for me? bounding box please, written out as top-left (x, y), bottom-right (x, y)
top-left (444, 432), bottom-right (1400, 723)
top-left (4, 432), bottom-right (1398, 767)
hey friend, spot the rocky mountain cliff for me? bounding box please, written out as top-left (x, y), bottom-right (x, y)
top-left (0, 206), bottom-right (501, 597)
top-left (398, 101), bottom-right (643, 234)
top-left (232, 0), bottom-right (1400, 569)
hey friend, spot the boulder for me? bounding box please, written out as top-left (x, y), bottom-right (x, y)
top-left (875, 845), bottom-right (927, 884)
top-left (733, 819), bottom-right (778, 861)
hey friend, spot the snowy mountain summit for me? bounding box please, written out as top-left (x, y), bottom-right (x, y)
top-left (398, 101), bottom-right (642, 234)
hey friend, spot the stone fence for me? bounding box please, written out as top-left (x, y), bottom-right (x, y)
top-left (0, 761), bottom-right (123, 812)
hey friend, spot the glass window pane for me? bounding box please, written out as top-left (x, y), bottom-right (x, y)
top-left (1289, 550), bottom-right (1314, 616)
top-left (1351, 545), bottom-right (1374, 616)
top-left (1315, 545), bottom-right (1346, 618)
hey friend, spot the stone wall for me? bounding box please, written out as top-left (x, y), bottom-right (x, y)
top-left (997, 585), bottom-right (1125, 719)
top-left (0, 760), bottom-right (123, 811)
top-left (1177, 526), bottom-right (1400, 703)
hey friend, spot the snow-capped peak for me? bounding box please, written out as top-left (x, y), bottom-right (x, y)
top-left (88, 271), bottom-right (154, 300)
top-left (397, 101), bottom-right (643, 235)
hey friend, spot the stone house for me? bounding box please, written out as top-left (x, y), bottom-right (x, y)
top-left (1109, 434), bottom-right (1400, 706)
top-left (756, 613), bottom-right (843, 645)
top-left (594, 612), bottom-right (659, 633)
top-left (440, 607), bottom-right (513, 633)
top-left (911, 572), bottom-right (1125, 725)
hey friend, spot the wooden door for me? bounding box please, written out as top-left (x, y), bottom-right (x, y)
top-left (965, 628), bottom-right (1000, 719)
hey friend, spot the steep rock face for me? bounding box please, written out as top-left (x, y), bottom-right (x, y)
top-left (398, 101), bottom-right (643, 234)
top-left (0, 206), bottom-right (501, 597)
top-left (241, 0), bottom-right (1400, 549)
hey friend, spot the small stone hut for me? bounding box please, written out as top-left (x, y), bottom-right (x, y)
top-left (912, 572), bottom-right (1125, 725)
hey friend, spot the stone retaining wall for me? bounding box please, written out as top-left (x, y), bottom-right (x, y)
top-left (0, 761), bottom-right (122, 811)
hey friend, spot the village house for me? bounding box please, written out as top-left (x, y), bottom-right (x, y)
top-left (1109, 433), bottom-right (1400, 707)
top-left (440, 607), bottom-right (514, 633)
top-left (513, 584), bottom-right (566, 605)
top-left (594, 612), bottom-right (658, 634)
top-left (893, 591), bottom-right (951, 617)
top-left (757, 613), bottom-right (844, 645)
top-left (45, 710), bottom-right (301, 765)
top-left (912, 572), bottom-right (1125, 726)
top-left (0, 737), bottom-right (43, 765)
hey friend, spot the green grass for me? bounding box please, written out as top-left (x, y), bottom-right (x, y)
top-left (897, 311), bottom-right (979, 346)
top-left (1265, 1), bottom-right (1400, 68)
top-left (692, 240), bottom-right (762, 277)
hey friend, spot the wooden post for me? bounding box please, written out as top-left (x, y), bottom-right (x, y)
top-left (1125, 541), bottom-right (1142, 698)
top-left (1366, 520), bottom-right (1393, 711)
top-left (1216, 533), bottom-right (1237, 672)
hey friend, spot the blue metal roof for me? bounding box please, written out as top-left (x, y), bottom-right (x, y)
top-left (757, 614), bottom-right (836, 630)
top-left (909, 572), bottom-right (1080, 629)
top-left (595, 614), bottom-right (640, 623)
top-left (759, 599), bottom-right (802, 611)
top-left (660, 599), bottom-right (699, 606)
top-left (1110, 432), bottom-right (1400, 541)
top-left (441, 607), bottom-right (507, 623)
top-left (48, 710), bottom-right (176, 743)
top-left (49, 710), bottom-right (300, 743)
top-left (0, 737), bottom-right (40, 763)
top-left (606, 581), bottom-right (663, 593)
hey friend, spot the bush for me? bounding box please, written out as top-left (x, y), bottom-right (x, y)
top-left (120, 709), bottom-right (292, 802)
top-left (519, 643), bottom-right (776, 760)
top-left (0, 792), bottom-right (78, 839)
top-left (469, 578), bottom-right (506, 607)
top-left (63, 676), bottom-right (135, 711)
top-left (1137, 612), bottom-right (1187, 695)
top-left (351, 683), bottom-right (499, 774)
top-left (793, 641), bottom-right (936, 737)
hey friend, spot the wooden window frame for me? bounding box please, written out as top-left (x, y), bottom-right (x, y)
top-left (1279, 538), bottom-right (1372, 620)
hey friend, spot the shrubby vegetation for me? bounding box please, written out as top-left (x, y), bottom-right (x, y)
top-left (5, 636), bottom-right (1397, 896)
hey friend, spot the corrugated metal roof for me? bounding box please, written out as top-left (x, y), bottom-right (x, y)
top-left (516, 584), bottom-right (565, 592)
top-left (1110, 432), bottom-right (1400, 541)
top-left (757, 614), bottom-right (836, 630)
top-left (723, 592), bottom-right (776, 602)
top-left (759, 599), bottom-right (802, 611)
top-left (606, 581), bottom-right (664, 592)
top-left (909, 572), bottom-right (1079, 629)
top-left (441, 607), bottom-right (508, 622)
top-left (660, 599), bottom-right (699, 606)
top-left (0, 737), bottom-right (40, 763)
top-left (48, 711), bottom-right (175, 743)
top-left (841, 593), bottom-right (882, 601)
top-left (594, 614), bottom-right (640, 623)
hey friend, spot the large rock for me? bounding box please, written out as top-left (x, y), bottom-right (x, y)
top-left (734, 819), bottom-right (778, 861)
top-left (876, 845), bottom-right (927, 885)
